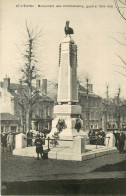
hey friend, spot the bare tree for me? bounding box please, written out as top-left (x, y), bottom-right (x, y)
top-left (78, 71), bottom-right (92, 130)
top-left (115, 0), bottom-right (126, 21)
top-left (18, 22), bottom-right (44, 133)
top-left (110, 0), bottom-right (126, 77)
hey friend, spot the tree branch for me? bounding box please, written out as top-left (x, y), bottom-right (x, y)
top-left (108, 35), bottom-right (126, 46)
top-left (115, 71), bottom-right (126, 77)
top-left (116, 54), bottom-right (126, 66)
top-left (115, 0), bottom-right (126, 21)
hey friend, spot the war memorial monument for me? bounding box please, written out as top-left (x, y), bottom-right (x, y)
top-left (13, 22), bottom-right (117, 161)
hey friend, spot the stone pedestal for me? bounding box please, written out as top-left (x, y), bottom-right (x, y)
top-left (15, 133), bottom-right (27, 149)
top-left (73, 136), bottom-right (85, 153)
top-left (58, 36), bottom-right (78, 103)
top-left (48, 105), bottom-right (87, 141)
top-left (105, 132), bottom-right (115, 148)
top-left (48, 34), bottom-right (87, 148)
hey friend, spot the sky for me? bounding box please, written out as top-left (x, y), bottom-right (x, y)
top-left (0, 0), bottom-right (126, 98)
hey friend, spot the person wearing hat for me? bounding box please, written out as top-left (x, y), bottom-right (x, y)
top-left (75, 115), bottom-right (82, 133)
top-left (97, 129), bottom-right (106, 145)
top-left (1, 132), bottom-right (7, 152)
top-left (118, 130), bottom-right (125, 153)
top-left (35, 134), bottom-right (44, 160)
top-left (113, 130), bottom-right (120, 150)
top-left (7, 131), bottom-right (14, 152)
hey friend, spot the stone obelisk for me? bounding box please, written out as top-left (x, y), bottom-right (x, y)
top-left (49, 21), bottom-right (85, 141)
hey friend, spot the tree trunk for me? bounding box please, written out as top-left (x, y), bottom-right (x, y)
top-left (102, 112), bottom-right (107, 132)
top-left (26, 106), bottom-right (31, 133)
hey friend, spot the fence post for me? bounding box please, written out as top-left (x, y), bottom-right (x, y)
top-left (96, 137), bottom-right (98, 149)
top-left (48, 137), bottom-right (50, 150)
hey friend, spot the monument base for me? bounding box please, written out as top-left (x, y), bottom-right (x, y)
top-left (48, 104), bottom-right (88, 145)
top-left (48, 146), bottom-right (117, 161)
top-left (13, 145), bottom-right (117, 161)
top-left (48, 127), bottom-right (89, 147)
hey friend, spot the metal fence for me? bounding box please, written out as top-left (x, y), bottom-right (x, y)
top-left (26, 136), bottom-right (110, 150)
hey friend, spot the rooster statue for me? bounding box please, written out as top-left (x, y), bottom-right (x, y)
top-left (64, 21), bottom-right (74, 35)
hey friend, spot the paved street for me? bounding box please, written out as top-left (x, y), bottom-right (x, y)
top-left (1, 150), bottom-right (126, 195)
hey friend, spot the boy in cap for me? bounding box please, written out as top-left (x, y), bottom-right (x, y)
top-left (35, 134), bottom-right (44, 160)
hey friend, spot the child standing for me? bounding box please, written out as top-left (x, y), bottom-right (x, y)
top-left (35, 134), bottom-right (44, 160)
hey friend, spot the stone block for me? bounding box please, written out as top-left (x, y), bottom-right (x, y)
top-left (108, 147), bottom-right (117, 154)
top-left (57, 152), bottom-right (73, 160)
top-left (95, 150), bottom-right (108, 157)
top-left (13, 149), bottom-right (22, 156)
top-left (15, 133), bottom-right (27, 149)
top-left (73, 136), bottom-right (85, 154)
top-left (105, 132), bottom-right (115, 148)
top-left (82, 152), bottom-right (95, 160)
top-left (72, 154), bottom-right (82, 161)
top-left (54, 105), bottom-right (81, 115)
top-left (48, 151), bottom-right (57, 159)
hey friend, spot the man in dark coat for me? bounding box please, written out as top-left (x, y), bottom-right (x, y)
top-left (7, 132), bottom-right (14, 152)
top-left (75, 115), bottom-right (82, 132)
top-left (97, 129), bottom-right (106, 145)
top-left (88, 130), bottom-right (95, 144)
top-left (118, 131), bottom-right (125, 153)
top-left (35, 134), bottom-right (44, 160)
top-left (27, 131), bottom-right (33, 147)
top-left (113, 130), bottom-right (120, 150)
top-left (1, 132), bottom-right (7, 152)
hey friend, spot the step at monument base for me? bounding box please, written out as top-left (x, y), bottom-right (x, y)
top-left (48, 146), bottom-right (117, 161)
top-left (13, 145), bottom-right (117, 161)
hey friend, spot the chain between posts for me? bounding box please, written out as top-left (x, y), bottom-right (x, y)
top-left (25, 136), bottom-right (110, 150)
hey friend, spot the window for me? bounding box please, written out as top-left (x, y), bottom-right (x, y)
top-left (11, 126), bottom-right (17, 132)
top-left (46, 106), bottom-right (49, 116)
top-left (40, 110), bottom-right (43, 118)
top-left (32, 113), bottom-right (35, 118)
top-left (94, 124), bottom-right (98, 129)
top-left (113, 124), bottom-right (115, 128)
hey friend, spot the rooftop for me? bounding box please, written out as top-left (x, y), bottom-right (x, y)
top-left (0, 113), bottom-right (19, 121)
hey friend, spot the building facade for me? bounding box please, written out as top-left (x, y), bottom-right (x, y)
top-left (79, 84), bottom-right (126, 132)
top-left (0, 76), bottom-right (54, 133)
top-left (78, 84), bottom-right (103, 131)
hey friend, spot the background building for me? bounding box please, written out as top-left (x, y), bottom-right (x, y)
top-left (78, 83), bottom-right (103, 131)
top-left (0, 76), bottom-right (54, 133)
top-left (0, 76), bottom-right (126, 133)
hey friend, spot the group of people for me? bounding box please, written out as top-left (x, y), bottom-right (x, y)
top-left (88, 129), bottom-right (106, 145)
top-left (88, 129), bottom-right (126, 153)
top-left (27, 130), bottom-right (46, 147)
top-left (1, 131), bottom-right (14, 152)
top-left (113, 130), bottom-right (125, 154)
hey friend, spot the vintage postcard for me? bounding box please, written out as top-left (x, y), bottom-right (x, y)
top-left (0, 0), bottom-right (126, 195)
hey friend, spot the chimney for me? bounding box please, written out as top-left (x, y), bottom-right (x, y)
top-left (3, 75), bottom-right (10, 89)
top-left (42, 79), bottom-right (47, 95)
top-left (88, 84), bottom-right (93, 93)
top-left (36, 79), bottom-right (41, 89)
